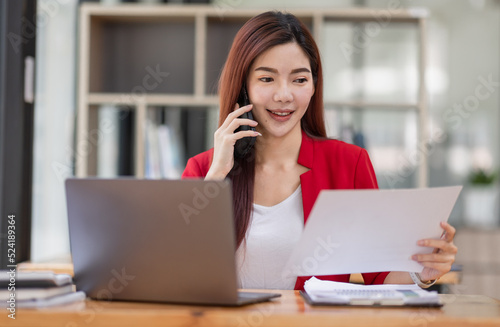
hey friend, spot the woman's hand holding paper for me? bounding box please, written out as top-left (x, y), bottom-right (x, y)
top-left (412, 221), bottom-right (458, 282)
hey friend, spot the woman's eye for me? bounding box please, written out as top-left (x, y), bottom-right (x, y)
top-left (259, 77), bottom-right (273, 83)
top-left (295, 78), bottom-right (308, 83)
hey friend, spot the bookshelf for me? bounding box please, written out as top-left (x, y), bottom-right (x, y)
top-left (76, 4), bottom-right (429, 187)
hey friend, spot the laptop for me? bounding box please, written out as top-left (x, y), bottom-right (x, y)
top-left (65, 178), bottom-right (281, 306)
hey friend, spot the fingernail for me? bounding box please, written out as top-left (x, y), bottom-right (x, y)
top-left (254, 132), bottom-right (262, 136)
top-left (412, 255), bottom-right (418, 260)
top-left (417, 240), bottom-right (425, 246)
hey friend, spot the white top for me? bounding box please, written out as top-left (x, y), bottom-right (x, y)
top-left (235, 186), bottom-right (303, 290)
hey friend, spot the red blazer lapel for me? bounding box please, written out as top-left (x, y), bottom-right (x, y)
top-left (298, 131), bottom-right (316, 225)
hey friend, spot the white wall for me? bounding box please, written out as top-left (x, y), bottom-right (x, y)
top-left (32, 0), bottom-right (78, 262)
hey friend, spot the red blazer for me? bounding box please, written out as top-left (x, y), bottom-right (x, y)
top-left (182, 130), bottom-right (390, 290)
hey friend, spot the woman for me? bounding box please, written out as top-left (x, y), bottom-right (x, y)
top-left (182, 11), bottom-right (457, 290)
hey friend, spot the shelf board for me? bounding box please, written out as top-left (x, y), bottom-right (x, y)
top-left (87, 93), bottom-right (219, 106)
top-left (81, 4), bottom-right (424, 23)
top-left (323, 101), bottom-right (419, 110)
top-left (87, 94), bottom-right (418, 110)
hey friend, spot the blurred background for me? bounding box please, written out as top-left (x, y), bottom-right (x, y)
top-left (1, 0), bottom-right (499, 299)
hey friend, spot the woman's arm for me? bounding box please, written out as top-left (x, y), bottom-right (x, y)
top-left (383, 272), bottom-right (413, 284)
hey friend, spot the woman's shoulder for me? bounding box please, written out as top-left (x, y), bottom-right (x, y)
top-left (303, 135), bottom-right (377, 187)
top-left (189, 148), bottom-right (214, 163)
top-left (310, 136), bottom-right (365, 157)
top-left (181, 148), bottom-right (214, 178)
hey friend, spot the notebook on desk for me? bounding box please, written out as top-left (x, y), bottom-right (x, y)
top-left (65, 178), bottom-right (280, 306)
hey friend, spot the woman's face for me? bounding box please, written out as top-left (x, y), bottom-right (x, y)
top-left (246, 42), bottom-right (315, 139)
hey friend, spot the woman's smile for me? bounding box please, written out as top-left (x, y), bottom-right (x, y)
top-left (266, 109), bottom-right (294, 121)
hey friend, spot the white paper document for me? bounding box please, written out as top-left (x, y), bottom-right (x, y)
top-left (284, 186), bottom-right (462, 277)
top-left (303, 277), bottom-right (440, 306)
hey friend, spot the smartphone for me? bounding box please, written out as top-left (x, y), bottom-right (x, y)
top-left (234, 86), bottom-right (256, 158)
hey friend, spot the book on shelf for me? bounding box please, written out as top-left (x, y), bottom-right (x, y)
top-left (146, 120), bottom-right (162, 178)
top-left (158, 124), bottom-right (183, 179)
top-left (146, 121), bottom-right (184, 179)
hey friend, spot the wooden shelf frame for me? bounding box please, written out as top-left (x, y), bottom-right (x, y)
top-left (77, 4), bottom-right (429, 186)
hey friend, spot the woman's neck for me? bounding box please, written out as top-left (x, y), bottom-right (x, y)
top-left (255, 127), bottom-right (302, 168)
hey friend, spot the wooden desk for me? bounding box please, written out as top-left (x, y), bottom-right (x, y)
top-left (2, 290), bottom-right (500, 327)
top-left (7, 263), bottom-right (488, 326)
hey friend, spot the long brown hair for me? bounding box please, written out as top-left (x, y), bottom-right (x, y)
top-left (218, 11), bottom-right (327, 248)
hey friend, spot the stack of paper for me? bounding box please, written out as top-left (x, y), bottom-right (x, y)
top-left (1, 271), bottom-right (85, 308)
top-left (303, 277), bottom-right (441, 306)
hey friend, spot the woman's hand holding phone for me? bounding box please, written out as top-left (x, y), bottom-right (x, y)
top-left (205, 104), bottom-right (260, 181)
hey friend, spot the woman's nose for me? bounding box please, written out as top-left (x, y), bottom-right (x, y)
top-left (273, 83), bottom-right (293, 103)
